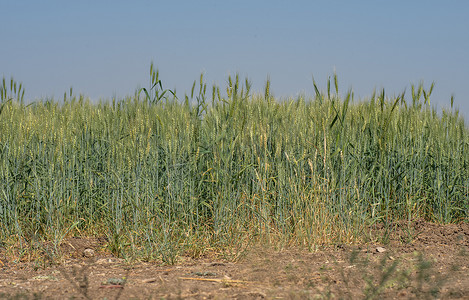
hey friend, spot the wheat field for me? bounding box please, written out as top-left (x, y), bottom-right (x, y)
top-left (0, 68), bottom-right (467, 261)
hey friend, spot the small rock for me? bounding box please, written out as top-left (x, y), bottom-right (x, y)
top-left (95, 258), bottom-right (113, 264)
top-left (375, 247), bottom-right (386, 253)
top-left (194, 271), bottom-right (217, 277)
top-left (247, 292), bottom-right (266, 298)
top-left (83, 248), bottom-right (95, 258)
top-left (103, 277), bottom-right (126, 285)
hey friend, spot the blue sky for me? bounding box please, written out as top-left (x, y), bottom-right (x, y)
top-left (1, 0), bottom-right (468, 118)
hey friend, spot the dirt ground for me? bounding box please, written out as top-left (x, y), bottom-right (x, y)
top-left (0, 220), bottom-right (468, 299)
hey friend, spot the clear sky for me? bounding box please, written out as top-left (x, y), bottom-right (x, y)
top-left (1, 0), bottom-right (468, 119)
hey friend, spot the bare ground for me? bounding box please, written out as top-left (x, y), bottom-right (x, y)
top-left (0, 220), bottom-right (468, 299)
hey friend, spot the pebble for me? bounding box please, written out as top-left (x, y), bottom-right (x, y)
top-left (83, 248), bottom-right (95, 258)
top-left (375, 246), bottom-right (386, 253)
